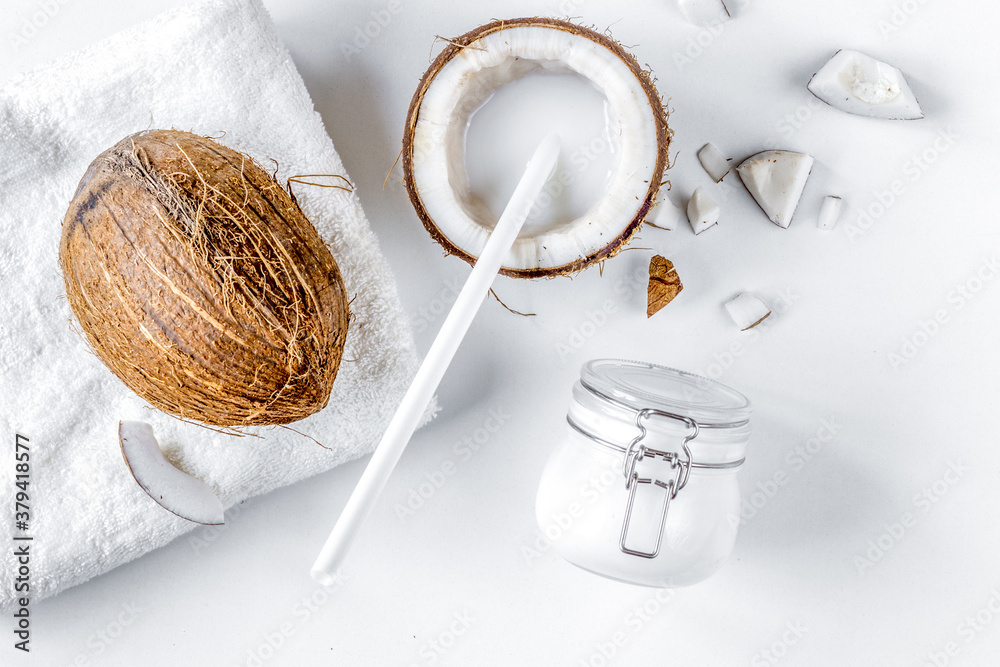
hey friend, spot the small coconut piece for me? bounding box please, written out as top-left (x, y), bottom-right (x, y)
top-left (736, 150), bottom-right (814, 228)
top-left (687, 186), bottom-right (719, 235)
top-left (119, 421), bottom-right (224, 525)
top-left (647, 256), bottom-right (683, 317)
top-left (725, 293), bottom-right (771, 331)
top-left (403, 18), bottom-right (670, 278)
top-left (817, 195), bottom-right (843, 230)
top-left (808, 50), bottom-right (923, 120)
top-left (647, 195), bottom-right (684, 231)
top-left (697, 143), bottom-right (731, 182)
top-left (678, 0), bottom-right (731, 26)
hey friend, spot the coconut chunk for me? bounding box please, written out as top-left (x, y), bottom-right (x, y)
top-left (647, 255), bottom-right (683, 317)
top-left (697, 143), bottom-right (731, 182)
top-left (647, 195), bottom-right (684, 230)
top-left (736, 150), bottom-right (814, 228)
top-left (119, 421), bottom-right (224, 525)
top-left (817, 195), bottom-right (842, 230)
top-left (686, 186), bottom-right (719, 235)
top-left (725, 293), bottom-right (771, 330)
top-left (808, 49), bottom-right (923, 120)
top-left (678, 0), bottom-right (731, 26)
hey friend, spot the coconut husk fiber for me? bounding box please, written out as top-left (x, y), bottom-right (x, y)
top-left (61, 130), bottom-right (350, 427)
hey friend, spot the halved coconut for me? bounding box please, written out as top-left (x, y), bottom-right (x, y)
top-left (119, 421), bottom-right (224, 525)
top-left (736, 150), bottom-right (814, 228)
top-left (402, 18), bottom-right (670, 278)
top-left (808, 49), bottom-right (923, 120)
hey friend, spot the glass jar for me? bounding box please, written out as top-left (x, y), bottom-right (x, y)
top-left (535, 359), bottom-right (752, 587)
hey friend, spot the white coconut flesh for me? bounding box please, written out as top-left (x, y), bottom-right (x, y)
top-left (736, 150), bottom-right (814, 228)
top-left (649, 194), bottom-right (684, 230)
top-left (697, 142), bottom-right (731, 182)
top-left (808, 49), bottom-right (923, 120)
top-left (725, 292), bottom-right (771, 330)
top-left (408, 24), bottom-right (664, 274)
top-left (687, 186), bottom-right (719, 235)
top-left (119, 421), bottom-right (224, 525)
top-left (817, 195), bottom-right (842, 229)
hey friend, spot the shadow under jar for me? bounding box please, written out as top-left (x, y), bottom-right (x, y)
top-left (536, 359), bottom-right (752, 587)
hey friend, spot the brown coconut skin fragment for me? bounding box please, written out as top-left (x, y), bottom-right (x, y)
top-left (742, 312), bottom-right (771, 331)
top-left (647, 255), bottom-right (683, 317)
top-left (402, 17), bottom-right (672, 279)
top-left (59, 130), bottom-right (350, 427)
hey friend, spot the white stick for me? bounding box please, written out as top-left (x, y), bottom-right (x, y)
top-left (311, 134), bottom-right (561, 584)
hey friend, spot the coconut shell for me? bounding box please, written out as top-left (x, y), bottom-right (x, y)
top-left (60, 130), bottom-right (349, 427)
top-left (647, 255), bottom-right (683, 318)
top-left (402, 17), bottom-right (671, 279)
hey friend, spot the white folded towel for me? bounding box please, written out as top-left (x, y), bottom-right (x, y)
top-left (0, 0), bottom-right (431, 609)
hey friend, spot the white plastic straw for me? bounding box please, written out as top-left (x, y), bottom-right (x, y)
top-left (311, 134), bottom-right (561, 584)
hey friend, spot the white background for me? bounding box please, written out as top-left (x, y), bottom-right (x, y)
top-left (3, 0), bottom-right (1000, 665)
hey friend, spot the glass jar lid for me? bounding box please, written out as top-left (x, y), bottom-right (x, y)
top-left (580, 359), bottom-right (752, 427)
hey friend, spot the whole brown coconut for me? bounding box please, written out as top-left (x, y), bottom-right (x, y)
top-left (60, 130), bottom-right (350, 427)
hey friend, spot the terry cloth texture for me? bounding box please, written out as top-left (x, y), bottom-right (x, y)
top-left (0, 0), bottom-right (431, 609)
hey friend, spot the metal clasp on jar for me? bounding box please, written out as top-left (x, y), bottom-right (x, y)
top-left (619, 409), bottom-right (699, 559)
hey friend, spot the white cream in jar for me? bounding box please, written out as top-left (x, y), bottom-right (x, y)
top-left (535, 359), bottom-right (752, 587)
